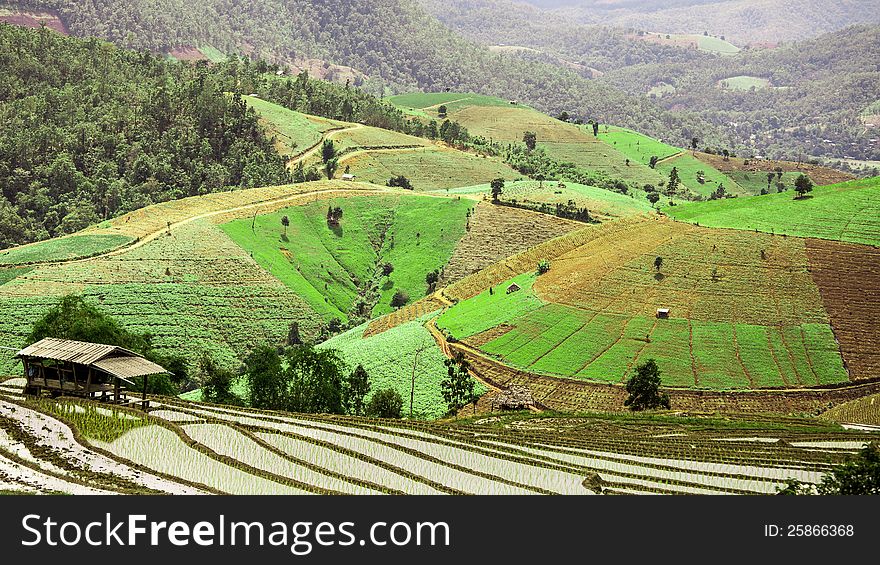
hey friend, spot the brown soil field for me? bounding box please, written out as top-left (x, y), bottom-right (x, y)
top-left (694, 152), bottom-right (855, 186)
top-left (439, 202), bottom-right (581, 286)
top-left (169, 46), bottom-right (208, 61)
top-left (0, 11), bottom-right (68, 34)
top-left (452, 342), bottom-right (880, 416)
top-left (531, 216), bottom-right (828, 326)
top-left (806, 238), bottom-right (880, 380)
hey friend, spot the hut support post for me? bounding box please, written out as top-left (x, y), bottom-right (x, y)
top-left (142, 375), bottom-right (148, 410)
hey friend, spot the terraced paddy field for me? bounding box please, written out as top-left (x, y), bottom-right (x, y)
top-left (436, 215), bottom-right (861, 390)
top-left (1, 385), bottom-right (874, 495)
top-left (221, 193), bottom-right (474, 320)
top-left (665, 176), bottom-right (880, 246)
top-left (0, 181), bottom-right (391, 373)
top-left (340, 147), bottom-right (521, 191)
top-left (442, 180), bottom-right (653, 220)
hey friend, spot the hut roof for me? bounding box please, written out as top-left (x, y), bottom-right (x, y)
top-left (17, 338), bottom-right (168, 380)
top-left (492, 384), bottom-right (536, 410)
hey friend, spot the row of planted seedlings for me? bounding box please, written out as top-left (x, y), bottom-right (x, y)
top-left (0, 395), bottom-right (171, 494)
top-left (158, 401), bottom-right (568, 495)
top-left (160, 398), bottom-right (770, 495)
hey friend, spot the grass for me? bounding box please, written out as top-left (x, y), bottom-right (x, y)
top-left (664, 176), bottom-right (880, 246)
top-left (0, 234), bottom-right (133, 265)
top-left (243, 97), bottom-right (324, 157)
top-left (441, 180), bottom-right (653, 218)
top-left (320, 315), bottom-right (485, 419)
top-left (387, 92), bottom-right (525, 115)
top-left (341, 147), bottom-right (521, 191)
top-left (437, 273), bottom-right (544, 338)
top-left (0, 266), bottom-right (32, 286)
top-left (597, 125), bottom-right (681, 166)
top-left (726, 171), bottom-right (804, 195)
top-left (655, 153), bottom-right (744, 197)
top-left (221, 195), bottom-right (473, 321)
top-left (198, 45), bottom-right (227, 62)
top-left (718, 76), bottom-right (771, 91)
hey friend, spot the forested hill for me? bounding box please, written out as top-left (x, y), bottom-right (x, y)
top-left (0, 24), bottom-right (290, 247)
top-left (9, 0), bottom-right (725, 150)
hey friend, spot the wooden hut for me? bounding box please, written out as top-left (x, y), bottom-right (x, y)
top-left (17, 338), bottom-right (169, 409)
top-left (490, 384), bottom-right (536, 411)
top-left (506, 282), bottom-right (522, 294)
top-left (656, 308), bottom-right (670, 319)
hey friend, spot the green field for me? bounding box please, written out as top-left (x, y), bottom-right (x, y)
top-left (198, 45), bottom-right (227, 62)
top-left (726, 170), bottom-right (805, 195)
top-left (388, 92), bottom-right (525, 115)
top-left (437, 273), bottom-right (544, 338)
top-left (0, 234), bottom-right (133, 265)
top-left (694, 35), bottom-right (740, 55)
top-left (718, 76), bottom-right (772, 91)
top-left (221, 194), bottom-right (474, 321)
top-left (665, 176), bottom-right (880, 246)
top-left (656, 153), bottom-right (744, 197)
top-left (320, 314), bottom-right (485, 419)
top-left (243, 97), bottom-right (325, 157)
top-left (597, 126), bottom-right (681, 167)
top-left (441, 180), bottom-right (653, 218)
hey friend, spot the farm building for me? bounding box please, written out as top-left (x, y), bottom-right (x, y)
top-left (506, 282), bottom-right (522, 294)
top-left (17, 338), bottom-right (169, 409)
top-left (491, 384), bottom-right (536, 411)
top-left (656, 308), bottom-right (670, 319)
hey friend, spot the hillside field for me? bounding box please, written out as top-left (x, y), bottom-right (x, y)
top-left (221, 193), bottom-right (474, 321)
top-left (665, 176), bottom-right (880, 246)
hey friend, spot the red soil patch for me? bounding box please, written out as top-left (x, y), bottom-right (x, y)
top-left (695, 152), bottom-right (855, 186)
top-left (806, 239), bottom-right (880, 381)
top-left (169, 46), bottom-right (208, 61)
top-left (0, 11), bottom-right (67, 35)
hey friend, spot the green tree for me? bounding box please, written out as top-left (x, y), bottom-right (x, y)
top-left (386, 175), bottom-right (413, 190)
top-left (281, 215), bottom-right (289, 236)
top-left (441, 352), bottom-right (474, 416)
top-left (624, 359), bottom-right (670, 411)
top-left (381, 262), bottom-right (395, 276)
top-left (325, 157), bottom-right (339, 180)
top-left (199, 354), bottom-right (241, 406)
top-left (647, 193), bottom-right (660, 206)
top-left (654, 256), bottom-right (663, 271)
top-left (666, 167), bottom-right (680, 195)
top-left (345, 364), bottom-right (371, 416)
top-left (523, 131), bottom-right (537, 151)
top-left (490, 177), bottom-right (505, 201)
top-left (437, 105), bottom-right (447, 118)
top-left (366, 388), bottom-right (403, 419)
top-left (321, 139), bottom-right (337, 163)
top-left (817, 443), bottom-right (880, 495)
top-left (244, 345), bottom-right (285, 410)
top-left (391, 289), bottom-right (410, 308)
top-left (794, 174), bottom-right (814, 198)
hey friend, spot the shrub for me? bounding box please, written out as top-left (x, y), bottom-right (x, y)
top-left (366, 388), bottom-right (403, 418)
top-left (391, 289), bottom-right (410, 308)
top-left (537, 260), bottom-right (551, 275)
top-left (624, 359), bottom-right (670, 411)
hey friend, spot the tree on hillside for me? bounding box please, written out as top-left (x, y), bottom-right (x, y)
top-left (386, 175), bottom-right (413, 190)
top-left (281, 215), bottom-right (289, 237)
top-left (426, 269), bottom-right (440, 294)
top-left (654, 256), bottom-right (663, 271)
top-left (441, 351), bottom-right (475, 416)
top-left (624, 359), bottom-right (670, 411)
top-left (490, 177), bottom-right (505, 201)
top-left (557, 111), bottom-right (569, 122)
top-left (366, 388), bottom-right (403, 419)
top-left (794, 174), bottom-right (814, 198)
top-left (321, 139), bottom-right (337, 163)
top-left (381, 262), bottom-right (395, 277)
top-left (691, 137), bottom-right (699, 155)
top-left (391, 289), bottom-right (410, 308)
top-left (666, 167), bottom-right (680, 195)
top-left (437, 105), bottom-right (448, 118)
top-left (647, 193), bottom-right (660, 206)
top-left (592, 121), bottom-right (600, 137)
top-left (649, 156), bottom-right (659, 169)
top-left (287, 321), bottom-right (303, 346)
top-left (767, 172), bottom-right (775, 191)
top-left (327, 205), bottom-right (343, 226)
top-left (199, 354), bottom-right (241, 406)
top-left (325, 157), bottom-right (339, 180)
top-left (345, 364), bottom-right (371, 416)
top-left (523, 131), bottom-right (537, 152)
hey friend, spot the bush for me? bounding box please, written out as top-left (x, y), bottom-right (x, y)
top-left (537, 260), bottom-right (551, 275)
top-left (817, 443), bottom-right (880, 495)
top-left (366, 388), bottom-right (403, 418)
top-left (390, 289), bottom-right (410, 308)
top-left (386, 175), bottom-right (413, 190)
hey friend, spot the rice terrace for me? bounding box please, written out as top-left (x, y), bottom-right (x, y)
top-left (0, 5), bottom-right (879, 500)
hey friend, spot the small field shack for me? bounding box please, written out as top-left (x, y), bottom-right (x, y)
top-left (17, 338), bottom-right (169, 409)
